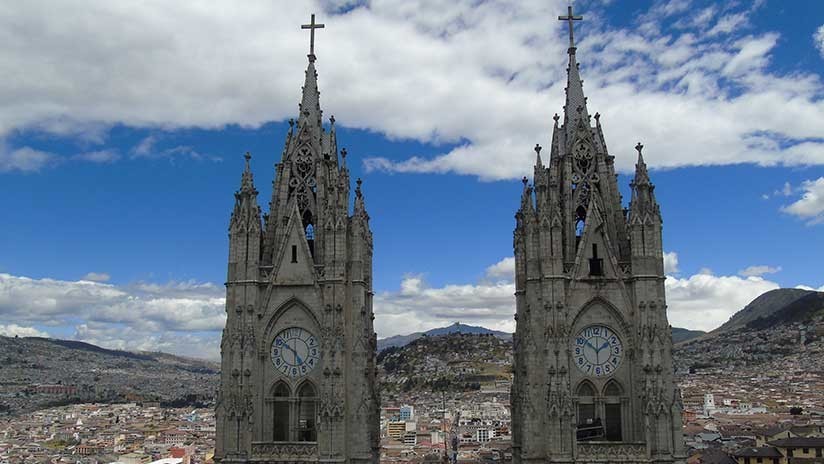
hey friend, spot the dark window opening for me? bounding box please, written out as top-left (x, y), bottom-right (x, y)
top-left (576, 382), bottom-right (602, 441)
top-left (604, 403), bottom-right (622, 441)
top-left (297, 383), bottom-right (317, 442)
top-left (589, 243), bottom-right (604, 276)
top-left (575, 206), bottom-right (586, 238)
top-left (272, 382), bottom-right (290, 442)
top-left (291, 245), bottom-right (297, 263)
top-left (302, 211), bottom-right (315, 258)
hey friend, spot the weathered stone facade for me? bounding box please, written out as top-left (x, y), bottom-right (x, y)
top-left (215, 45), bottom-right (380, 464)
top-left (511, 8), bottom-right (686, 464)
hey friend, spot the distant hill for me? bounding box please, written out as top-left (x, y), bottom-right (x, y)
top-left (671, 327), bottom-right (706, 344)
top-left (377, 332), bottom-right (512, 394)
top-left (713, 288), bottom-right (823, 333)
top-left (377, 322), bottom-right (511, 352)
top-left (0, 335), bottom-right (219, 415)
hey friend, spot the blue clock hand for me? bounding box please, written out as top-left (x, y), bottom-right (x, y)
top-left (599, 341), bottom-right (610, 352)
top-left (282, 342), bottom-right (304, 365)
top-left (585, 340), bottom-right (597, 351)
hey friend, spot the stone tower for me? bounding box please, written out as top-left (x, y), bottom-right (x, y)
top-left (511, 7), bottom-right (686, 464)
top-left (216, 15), bottom-right (380, 464)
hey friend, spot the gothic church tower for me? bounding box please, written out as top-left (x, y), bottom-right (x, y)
top-left (216, 15), bottom-right (380, 464)
top-left (511, 7), bottom-right (686, 464)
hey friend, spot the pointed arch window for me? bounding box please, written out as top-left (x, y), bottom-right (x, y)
top-left (297, 382), bottom-right (317, 442)
top-left (271, 382), bottom-right (291, 441)
top-left (603, 381), bottom-right (623, 441)
top-left (302, 210), bottom-right (315, 258)
top-left (576, 381), bottom-right (601, 440)
top-left (575, 206), bottom-right (587, 238)
top-left (268, 380), bottom-right (318, 443)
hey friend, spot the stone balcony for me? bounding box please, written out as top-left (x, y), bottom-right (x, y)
top-left (250, 442), bottom-right (318, 462)
top-left (576, 442), bottom-right (647, 462)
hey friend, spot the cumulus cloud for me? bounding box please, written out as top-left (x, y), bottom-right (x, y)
top-left (665, 271), bottom-right (780, 331)
top-left (738, 265), bottom-right (781, 277)
top-left (663, 251), bottom-right (679, 274)
top-left (815, 24), bottom-right (824, 58)
top-left (82, 272), bottom-right (111, 282)
top-left (0, 273), bottom-right (225, 359)
top-left (72, 150), bottom-right (120, 163)
top-left (0, 324), bottom-right (49, 338)
top-left (782, 177), bottom-right (824, 224)
top-left (0, 145), bottom-right (55, 173)
top-left (0, 1), bottom-right (822, 179)
top-left (373, 256), bottom-right (796, 337)
top-left (374, 274), bottom-right (517, 338)
top-left (484, 257), bottom-right (515, 282)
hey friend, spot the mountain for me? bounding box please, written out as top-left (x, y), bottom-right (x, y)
top-left (713, 288), bottom-right (823, 333)
top-left (671, 327), bottom-right (706, 344)
top-left (0, 335), bottom-right (219, 415)
top-left (376, 322), bottom-right (511, 352)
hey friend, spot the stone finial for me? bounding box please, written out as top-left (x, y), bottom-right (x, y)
top-left (330, 115), bottom-right (335, 125)
top-left (553, 113), bottom-right (560, 124)
top-left (244, 151), bottom-right (251, 162)
top-left (288, 118), bottom-right (295, 128)
top-left (635, 142), bottom-right (644, 156)
top-left (594, 112), bottom-right (600, 121)
top-left (522, 176), bottom-right (528, 185)
top-left (341, 148), bottom-right (347, 159)
top-left (534, 144), bottom-right (542, 155)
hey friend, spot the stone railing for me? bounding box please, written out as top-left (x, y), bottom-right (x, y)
top-left (250, 442), bottom-right (318, 462)
top-left (576, 442), bottom-right (647, 462)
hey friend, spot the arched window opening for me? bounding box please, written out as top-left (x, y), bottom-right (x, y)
top-left (302, 210), bottom-right (315, 258)
top-left (603, 380), bottom-right (623, 442)
top-left (297, 382), bottom-right (317, 442)
top-left (272, 382), bottom-right (291, 442)
top-left (576, 382), bottom-right (602, 441)
top-left (575, 206), bottom-right (587, 240)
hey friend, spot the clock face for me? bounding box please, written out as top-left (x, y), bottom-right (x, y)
top-left (270, 327), bottom-right (320, 378)
top-left (572, 325), bottom-right (623, 377)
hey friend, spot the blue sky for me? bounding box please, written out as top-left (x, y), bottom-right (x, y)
top-left (1, 0), bottom-right (823, 359)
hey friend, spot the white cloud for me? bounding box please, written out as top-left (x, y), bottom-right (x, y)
top-left (815, 24), bottom-right (824, 58)
top-left (374, 255), bottom-right (798, 337)
top-left (0, 145), bottom-right (55, 172)
top-left (0, 273), bottom-right (225, 359)
top-left (663, 251), bottom-right (679, 274)
top-left (82, 272), bottom-right (111, 282)
top-left (737, 265), bottom-right (781, 277)
top-left (782, 177), bottom-right (824, 224)
top-left (374, 274), bottom-right (516, 338)
top-left (0, 1), bottom-right (821, 179)
top-left (72, 150), bottom-right (120, 163)
top-left (0, 324), bottom-right (49, 338)
top-left (665, 271), bottom-right (780, 332)
top-left (484, 257), bottom-right (515, 282)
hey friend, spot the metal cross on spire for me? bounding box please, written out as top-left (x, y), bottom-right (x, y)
top-left (558, 4), bottom-right (583, 49)
top-left (301, 13), bottom-right (325, 60)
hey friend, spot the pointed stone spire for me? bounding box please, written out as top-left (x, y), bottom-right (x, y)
top-left (354, 177), bottom-right (369, 220)
top-left (630, 142), bottom-right (659, 216)
top-left (520, 177), bottom-right (534, 213)
top-left (559, 5), bottom-right (589, 138)
top-left (231, 152), bottom-right (261, 228)
top-left (298, 57), bottom-right (323, 131)
top-left (534, 143), bottom-right (543, 168)
top-left (632, 142), bottom-right (651, 187)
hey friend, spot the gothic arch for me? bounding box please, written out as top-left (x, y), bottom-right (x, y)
top-left (571, 296), bottom-right (634, 347)
top-left (576, 380), bottom-right (597, 398)
top-left (603, 379), bottom-right (623, 397)
top-left (262, 297), bottom-right (321, 339)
